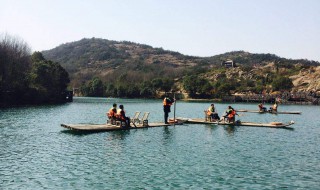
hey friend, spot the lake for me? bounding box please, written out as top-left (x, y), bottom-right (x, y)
top-left (1, 97), bottom-right (319, 189)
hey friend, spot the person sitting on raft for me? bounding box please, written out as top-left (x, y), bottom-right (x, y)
top-left (258, 103), bottom-right (267, 112)
top-left (221, 106), bottom-right (238, 123)
top-left (107, 103), bottom-right (117, 122)
top-left (207, 104), bottom-right (220, 121)
top-left (227, 106), bottom-right (238, 123)
top-left (269, 102), bottom-right (278, 112)
top-left (117, 104), bottom-right (131, 128)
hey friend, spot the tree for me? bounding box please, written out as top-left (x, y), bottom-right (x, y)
top-left (105, 83), bottom-right (116, 97)
top-left (0, 34), bottom-right (31, 105)
top-left (31, 51), bottom-right (45, 62)
top-left (183, 75), bottom-right (212, 98)
top-left (30, 54), bottom-right (70, 102)
top-left (271, 76), bottom-right (293, 91)
top-left (151, 78), bottom-right (163, 90)
top-left (80, 77), bottom-right (104, 97)
top-left (140, 87), bottom-right (153, 97)
top-left (183, 75), bottom-right (198, 97)
top-left (0, 34), bottom-right (70, 106)
top-left (161, 78), bottom-right (174, 92)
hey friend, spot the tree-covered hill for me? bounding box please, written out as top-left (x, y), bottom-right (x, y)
top-left (0, 34), bottom-right (70, 106)
top-left (41, 38), bottom-right (320, 98)
top-left (42, 38), bottom-right (210, 87)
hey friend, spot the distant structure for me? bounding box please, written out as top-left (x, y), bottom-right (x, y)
top-left (221, 59), bottom-right (236, 68)
top-left (73, 88), bottom-right (80, 96)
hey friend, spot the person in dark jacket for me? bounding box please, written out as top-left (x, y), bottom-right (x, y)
top-left (163, 96), bottom-right (174, 124)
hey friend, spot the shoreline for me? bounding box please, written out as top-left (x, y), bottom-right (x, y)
top-left (72, 96), bottom-right (319, 106)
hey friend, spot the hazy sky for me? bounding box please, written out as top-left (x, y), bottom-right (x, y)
top-left (1, 0), bottom-right (319, 61)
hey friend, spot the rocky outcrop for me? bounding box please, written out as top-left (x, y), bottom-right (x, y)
top-left (290, 66), bottom-right (320, 93)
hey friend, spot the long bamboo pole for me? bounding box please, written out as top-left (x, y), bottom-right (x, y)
top-left (173, 92), bottom-right (176, 126)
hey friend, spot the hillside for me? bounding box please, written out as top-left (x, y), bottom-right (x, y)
top-left (42, 38), bottom-right (209, 87)
top-left (290, 66), bottom-right (320, 92)
top-left (42, 38), bottom-right (320, 98)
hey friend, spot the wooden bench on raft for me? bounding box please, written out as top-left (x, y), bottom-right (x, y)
top-left (139, 112), bottom-right (150, 126)
top-left (107, 111), bottom-right (150, 127)
top-left (131, 111), bottom-right (141, 124)
top-left (131, 112), bottom-right (149, 127)
top-left (204, 110), bottom-right (220, 122)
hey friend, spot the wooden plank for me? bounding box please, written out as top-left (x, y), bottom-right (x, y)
top-left (186, 118), bottom-right (294, 128)
top-left (236, 109), bottom-right (301, 114)
top-left (61, 122), bottom-right (182, 132)
top-left (61, 117), bottom-right (294, 132)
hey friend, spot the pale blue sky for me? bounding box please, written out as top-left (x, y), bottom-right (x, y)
top-left (1, 0), bottom-right (319, 61)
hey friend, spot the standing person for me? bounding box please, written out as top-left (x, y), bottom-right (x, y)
top-left (117, 105), bottom-right (130, 128)
top-left (163, 95), bottom-right (175, 124)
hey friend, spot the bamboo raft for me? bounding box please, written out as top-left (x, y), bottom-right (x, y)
top-left (61, 117), bottom-right (295, 132)
top-left (61, 121), bottom-right (184, 132)
top-left (186, 118), bottom-right (295, 128)
top-left (236, 109), bottom-right (302, 114)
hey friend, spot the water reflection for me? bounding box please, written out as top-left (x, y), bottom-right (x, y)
top-left (204, 123), bottom-right (236, 135)
top-left (223, 125), bottom-right (236, 135)
top-left (204, 124), bottom-right (219, 134)
top-left (107, 130), bottom-right (131, 141)
top-left (162, 126), bottom-right (172, 140)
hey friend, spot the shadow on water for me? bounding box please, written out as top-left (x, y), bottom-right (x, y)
top-left (280, 127), bottom-right (295, 131)
top-left (60, 129), bottom-right (108, 136)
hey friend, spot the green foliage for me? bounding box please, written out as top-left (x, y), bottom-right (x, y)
top-left (271, 76), bottom-right (293, 91)
top-left (183, 75), bottom-right (212, 98)
top-left (0, 34), bottom-right (70, 106)
top-left (214, 78), bottom-right (237, 96)
top-left (31, 51), bottom-right (45, 62)
top-left (80, 77), bottom-right (104, 97)
top-left (161, 78), bottom-right (174, 92)
top-left (30, 57), bottom-right (70, 103)
top-left (140, 87), bottom-right (153, 97)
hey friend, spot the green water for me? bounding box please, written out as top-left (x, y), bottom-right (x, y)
top-left (1, 97), bottom-right (319, 189)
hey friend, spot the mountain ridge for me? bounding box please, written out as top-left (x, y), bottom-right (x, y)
top-left (42, 38), bottom-right (320, 97)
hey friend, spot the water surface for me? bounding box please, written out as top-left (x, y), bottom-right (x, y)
top-left (1, 97), bottom-right (319, 189)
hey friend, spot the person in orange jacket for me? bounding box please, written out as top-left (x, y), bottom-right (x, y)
top-left (107, 103), bottom-right (117, 119)
top-left (117, 104), bottom-right (130, 128)
top-left (227, 106), bottom-right (238, 123)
